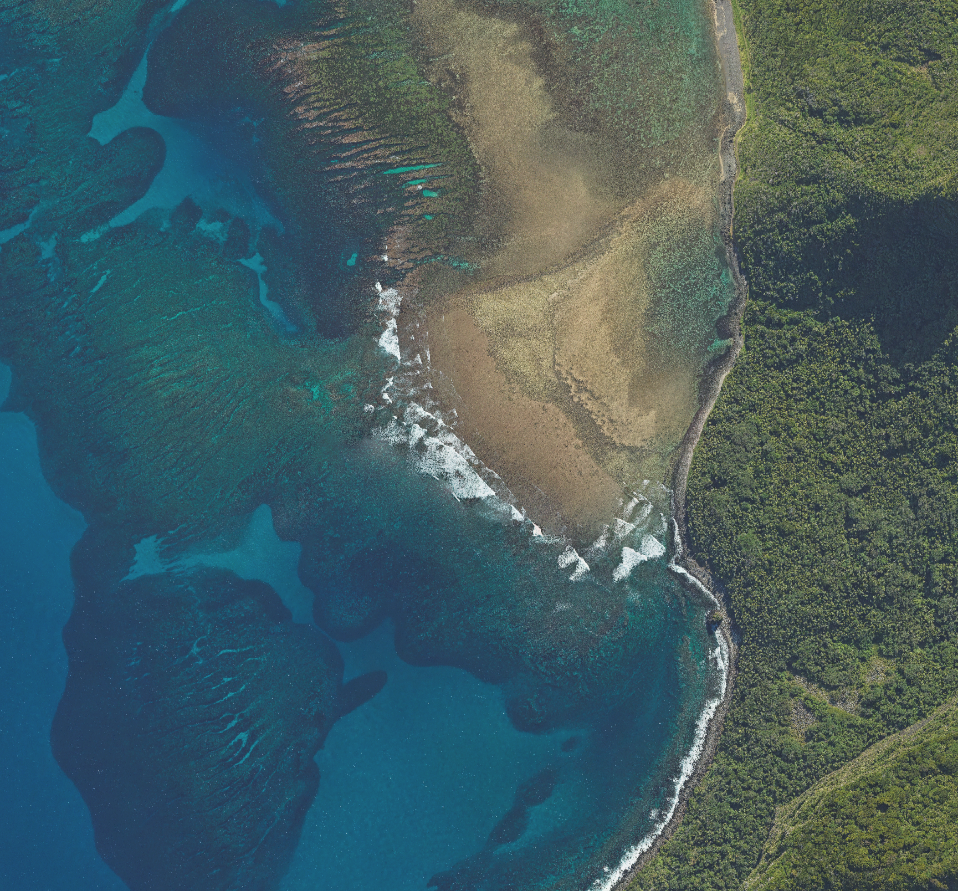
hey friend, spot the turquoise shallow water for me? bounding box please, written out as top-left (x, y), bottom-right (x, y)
top-left (285, 618), bottom-right (709, 891)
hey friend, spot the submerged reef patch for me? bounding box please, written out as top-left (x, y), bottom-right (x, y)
top-left (53, 530), bottom-right (349, 891)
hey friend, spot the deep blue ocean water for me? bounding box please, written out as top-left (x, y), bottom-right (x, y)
top-left (0, 364), bottom-right (123, 891)
top-left (149, 499), bottom-right (716, 891)
top-left (284, 622), bottom-right (565, 891)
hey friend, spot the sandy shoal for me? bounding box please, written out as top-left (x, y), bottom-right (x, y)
top-left (405, 0), bottom-right (719, 535)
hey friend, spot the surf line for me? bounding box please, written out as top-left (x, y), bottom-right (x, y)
top-left (594, 0), bottom-right (749, 884)
top-left (368, 243), bottom-right (736, 891)
top-left (364, 0), bottom-right (749, 866)
top-left (369, 266), bottom-right (735, 891)
top-left (589, 520), bottom-right (733, 891)
top-left (367, 277), bottom-right (676, 575)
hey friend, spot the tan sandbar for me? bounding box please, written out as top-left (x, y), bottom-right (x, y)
top-left (406, 0), bottom-right (723, 534)
top-left (428, 306), bottom-right (625, 533)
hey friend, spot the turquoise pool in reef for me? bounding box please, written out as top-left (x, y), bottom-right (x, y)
top-left (0, 0), bottom-right (734, 889)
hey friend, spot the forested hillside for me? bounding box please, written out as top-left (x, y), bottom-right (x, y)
top-left (633, 1), bottom-right (958, 888)
top-left (747, 696), bottom-right (958, 891)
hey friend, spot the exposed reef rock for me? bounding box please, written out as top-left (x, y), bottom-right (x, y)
top-left (53, 529), bottom-right (350, 891)
top-left (408, 0), bottom-right (736, 533)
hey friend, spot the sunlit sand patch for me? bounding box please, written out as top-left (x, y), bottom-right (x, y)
top-left (414, 0), bottom-right (628, 278)
top-left (426, 179), bottom-right (711, 529)
top-left (428, 305), bottom-right (625, 534)
top-left (549, 180), bottom-right (711, 451)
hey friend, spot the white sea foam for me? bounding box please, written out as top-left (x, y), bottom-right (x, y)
top-left (375, 283), bottom-right (401, 314)
top-left (611, 534), bottom-right (665, 582)
top-left (613, 547), bottom-right (645, 582)
top-left (375, 285), bottom-right (403, 362)
top-left (368, 277), bottom-right (579, 557)
top-left (588, 632), bottom-right (729, 891)
top-left (371, 281), bottom-right (520, 511)
top-left (589, 519), bottom-right (731, 891)
top-left (367, 280), bottom-right (718, 632)
top-left (557, 545), bottom-right (590, 581)
top-left (378, 318), bottom-right (401, 362)
top-left (643, 534), bottom-right (667, 559)
top-left (587, 516), bottom-right (638, 557)
top-left (667, 519), bottom-right (713, 598)
top-left (375, 412), bottom-right (497, 502)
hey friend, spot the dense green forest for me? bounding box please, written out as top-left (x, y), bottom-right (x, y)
top-left (747, 696), bottom-right (958, 891)
top-left (633, 1), bottom-right (958, 889)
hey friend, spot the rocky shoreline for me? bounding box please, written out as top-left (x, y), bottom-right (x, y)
top-left (613, 0), bottom-right (750, 883)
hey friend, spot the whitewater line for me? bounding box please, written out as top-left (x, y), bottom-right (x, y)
top-left (592, 0), bottom-right (749, 882)
top-left (589, 520), bottom-right (732, 891)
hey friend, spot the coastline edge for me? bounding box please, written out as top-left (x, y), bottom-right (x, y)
top-left (611, 0), bottom-right (750, 883)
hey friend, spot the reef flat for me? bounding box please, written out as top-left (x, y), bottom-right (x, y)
top-left (403, 0), bottom-right (736, 537)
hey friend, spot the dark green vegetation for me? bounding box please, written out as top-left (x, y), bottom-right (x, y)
top-left (748, 696), bottom-right (958, 891)
top-left (633, 1), bottom-right (958, 889)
